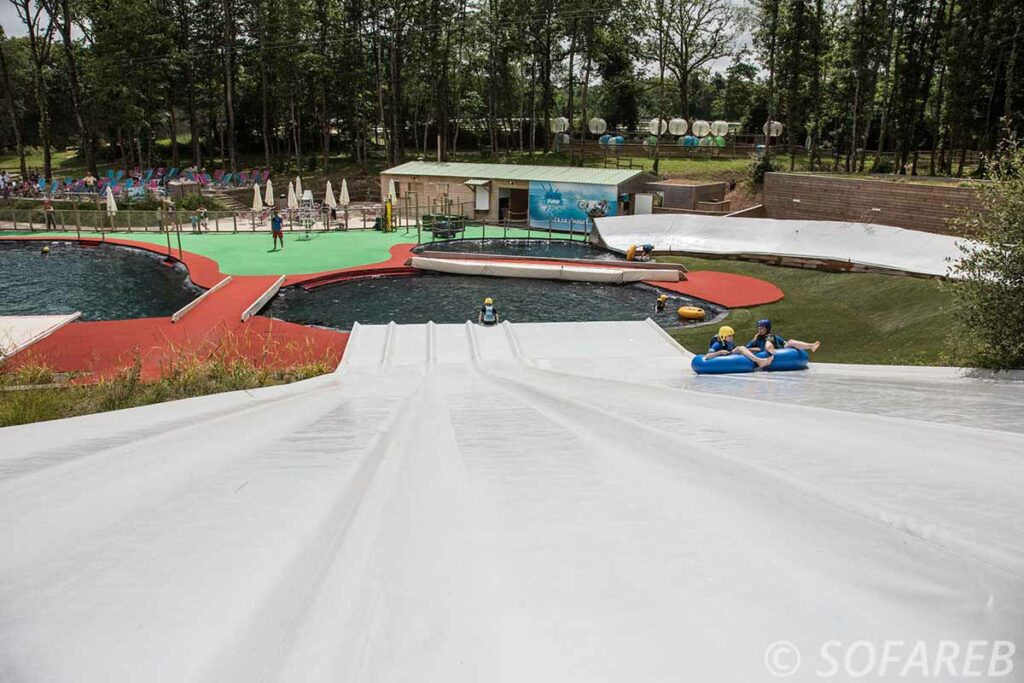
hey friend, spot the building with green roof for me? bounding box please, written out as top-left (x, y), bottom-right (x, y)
top-left (380, 161), bottom-right (652, 230)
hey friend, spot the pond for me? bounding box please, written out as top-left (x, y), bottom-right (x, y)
top-left (262, 273), bottom-right (722, 331)
top-left (0, 240), bottom-right (201, 320)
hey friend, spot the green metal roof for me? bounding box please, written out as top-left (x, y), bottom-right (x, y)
top-left (382, 161), bottom-right (642, 186)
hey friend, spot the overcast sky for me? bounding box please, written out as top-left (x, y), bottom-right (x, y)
top-left (1, 3), bottom-right (23, 36)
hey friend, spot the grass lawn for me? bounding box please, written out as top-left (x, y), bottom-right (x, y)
top-left (667, 256), bottom-right (956, 365)
top-left (6, 225), bottom-right (574, 276)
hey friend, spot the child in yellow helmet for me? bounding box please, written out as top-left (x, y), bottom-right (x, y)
top-left (706, 325), bottom-right (772, 369)
top-left (478, 297), bottom-right (499, 326)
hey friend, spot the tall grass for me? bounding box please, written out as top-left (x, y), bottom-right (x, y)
top-left (1, 344), bottom-right (332, 428)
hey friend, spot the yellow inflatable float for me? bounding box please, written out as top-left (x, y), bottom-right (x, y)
top-left (677, 306), bottom-right (706, 321)
top-left (625, 244), bottom-right (637, 261)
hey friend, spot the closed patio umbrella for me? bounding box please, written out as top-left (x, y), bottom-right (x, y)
top-left (105, 185), bottom-right (118, 215)
top-left (325, 180), bottom-right (337, 209)
top-left (264, 179), bottom-right (274, 207)
top-left (339, 179), bottom-right (350, 206)
top-left (295, 176), bottom-right (303, 201)
top-left (251, 184), bottom-right (263, 211)
top-left (387, 178), bottom-right (396, 203)
top-left (287, 181), bottom-right (298, 210)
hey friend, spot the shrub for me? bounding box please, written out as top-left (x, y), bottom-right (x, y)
top-left (749, 154), bottom-right (776, 188)
top-left (948, 140), bottom-right (1024, 369)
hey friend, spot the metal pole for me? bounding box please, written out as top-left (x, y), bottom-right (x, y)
top-left (232, 212), bottom-right (237, 233)
top-left (127, 210), bottom-right (132, 233)
top-left (175, 212), bottom-right (183, 260)
top-left (161, 209), bottom-right (172, 258)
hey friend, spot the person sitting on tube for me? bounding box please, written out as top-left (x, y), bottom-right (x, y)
top-left (639, 243), bottom-right (655, 261)
top-left (478, 297), bottom-right (499, 326)
top-left (706, 325), bottom-right (772, 369)
top-left (654, 294), bottom-right (668, 313)
top-left (746, 319), bottom-right (821, 356)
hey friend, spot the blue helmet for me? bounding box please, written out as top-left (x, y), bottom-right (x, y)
top-left (757, 318), bottom-right (772, 331)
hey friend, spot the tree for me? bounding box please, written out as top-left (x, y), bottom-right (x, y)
top-left (0, 28), bottom-right (28, 177)
top-left (10, 0), bottom-right (55, 179)
top-left (949, 141), bottom-right (1024, 369)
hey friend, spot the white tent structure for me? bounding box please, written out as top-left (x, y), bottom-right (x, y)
top-left (594, 213), bottom-right (971, 277)
top-left (1, 320), bottom-right (1022, 681)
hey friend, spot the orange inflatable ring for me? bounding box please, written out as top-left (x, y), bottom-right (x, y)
top-left (677, 306), bottom-right (706, 320)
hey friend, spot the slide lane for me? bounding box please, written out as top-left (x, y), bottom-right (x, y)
top-left (1, 321), bottom-right (1022, 682)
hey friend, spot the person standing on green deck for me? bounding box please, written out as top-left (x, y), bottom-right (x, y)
top-left (271, 211), bottom-right (285, 251)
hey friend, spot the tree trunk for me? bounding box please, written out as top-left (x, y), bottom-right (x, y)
top-left (55, 0), bottom-right (95, 175)
top-left (0, 29), bottom-right (27, 178)
top-left (168, 94), bottom-right (180, 168)
top-left (221, 0), bottom-right (237, 172)
top-left (185, 61), bottom-right (202, 168)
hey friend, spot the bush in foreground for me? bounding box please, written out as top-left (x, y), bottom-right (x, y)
top-left (949, 141), bottom-right (1024, 370)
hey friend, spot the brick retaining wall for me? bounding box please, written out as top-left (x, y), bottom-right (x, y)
top-left (763, 173), bottom-right (984, 235)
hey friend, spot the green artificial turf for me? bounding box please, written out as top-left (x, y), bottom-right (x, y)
top-left (4, 225), bottom-right (573, 276)
top-left (667, 256), bottom-right (956, 366)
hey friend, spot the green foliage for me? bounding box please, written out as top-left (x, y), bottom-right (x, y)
top-left (749, 154), bottom-right (776, 187)
top-left (948, 141), bottom-right (1024, 369)
top-left (0, 350), bottom-right (331, 428)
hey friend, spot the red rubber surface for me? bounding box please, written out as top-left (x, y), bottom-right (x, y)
top-left (650, 271), bottom-right (784, 308)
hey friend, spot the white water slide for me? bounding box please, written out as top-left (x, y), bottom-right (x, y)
top-left (594, 213), bottom-right (971, 277)
top-left (2, 321), bottom-right (1022, 682)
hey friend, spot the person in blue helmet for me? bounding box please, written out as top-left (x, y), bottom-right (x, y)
top-left (746, 319), bottom-right (821, 356)
top-left (706, 325), bottom-right (772, 369)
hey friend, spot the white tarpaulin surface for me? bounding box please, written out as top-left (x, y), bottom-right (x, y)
top-left (594, 213), bottom-right (972, 277)
top-left (410, 256), bottom-right (680, 283)
top-left (0, 313), bottom-right (80, 358)
top-left (1, 320), bottom-right (1022, 682)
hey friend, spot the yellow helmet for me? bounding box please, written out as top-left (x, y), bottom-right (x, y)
top-left (718, 325), bottom-right (735, 339)
top-left (657, 294), bottom-right (668, 301)
top-left (484, 297), bottom-right (493, 305)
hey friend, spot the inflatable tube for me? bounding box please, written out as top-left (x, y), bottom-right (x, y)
top-left (690, 348), bottom-right (809, 375)
top-left (626, 244), bottom-right (637, 261)
top-left (677, 306), bottom-right (705, 320)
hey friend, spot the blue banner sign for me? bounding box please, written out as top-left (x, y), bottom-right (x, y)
top-left (528, 181), bottom-right (618, 230)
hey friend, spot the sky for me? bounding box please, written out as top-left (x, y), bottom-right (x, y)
top-left (1, 3), bottom-right (23, 36)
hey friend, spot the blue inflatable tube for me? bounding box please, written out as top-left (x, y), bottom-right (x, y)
top-left (690, 348), bottom-right (810, 375)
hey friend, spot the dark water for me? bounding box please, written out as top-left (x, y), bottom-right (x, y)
top-left (0, 241), bottom-right (201, 320)
top-left (416, 239), bottom-right (623, 261)
top-left (263, 273), bottom-right (722, 331)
